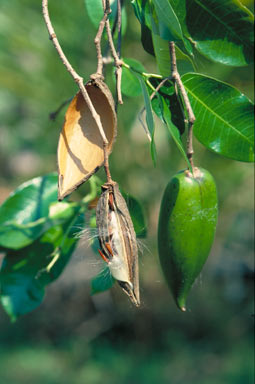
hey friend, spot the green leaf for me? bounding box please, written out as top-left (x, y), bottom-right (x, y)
top-left (137, 76), bottom-right (157, 164)
top-left (182, 73), bottom-right (254, 162)
top-left (0, 208), bottom-right (83, 320)
top-left (121, 58), bottom-right (146, 97)
top-left (0, 174), bottom-right (63, 249)
top-left (168, 0), bottom-right (254, 66)
top-left (121, 192), bottom-right (147, 238)
top-left (141, 25), bottom-right (155, 56)
top-left (152, 0), bottom-right (183, 41)
top-left (131, 0), bottom-right (151, 28)
top-left (91, 266), bottom-right (115, 295)
top-left (152, 33), bottom-right (194, 77)
top-left (85, 0), bottom-right (127, 35)
top-left (131, 0), bottom-right (155, 55)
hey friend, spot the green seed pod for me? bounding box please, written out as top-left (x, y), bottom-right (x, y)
top-left (158, 167), bottom-right (218, 311)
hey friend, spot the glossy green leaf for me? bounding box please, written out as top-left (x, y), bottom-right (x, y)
top-left (0, 208), bottom-right (83, 320)
top-left (91, 266), bottom-right (115, 295)
top-left (168, 0), bottom-right (254, 66)
top-left (182, 73), bottom-right (254, 162)
top-left (85, 0), bottom-right (127, 35)
top-left (0, 174), bottom-right (63, 249)
top-left (121, 58), bottom-right (146, 97)
top-left (152, 0), bottom-right (183, 41)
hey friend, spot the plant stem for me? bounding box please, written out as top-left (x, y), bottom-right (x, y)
top-left (105, 0), bottom-right (123, 105)
top-left (42, 0), bottom-right (108, 145)
top-left (121, 61), bottom-right (162, 79)
top-left (169, 41), bottom-right (195, 170)
top-left (117, 0), bottom-right (122, 57)
top-left (103, 143), bottom-right (113, 183)
top-left (92, 0), bottom-right (111, 79)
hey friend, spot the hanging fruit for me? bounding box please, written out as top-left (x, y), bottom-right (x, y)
top-left (158, 167), bottom-right (218, 311)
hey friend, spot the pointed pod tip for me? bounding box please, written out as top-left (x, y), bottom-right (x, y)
top-left (176, 297), bottom-right (187, 312)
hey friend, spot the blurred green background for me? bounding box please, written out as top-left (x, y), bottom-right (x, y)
top-left (0, 1), bottom-right (254, 383)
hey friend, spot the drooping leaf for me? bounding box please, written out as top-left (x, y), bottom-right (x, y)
top-left (152, 0), bottom-right (183, 41)
top-left (131, 0), bottom-right (153, 30)
top-left (91, 266), bottom-right (115, 295)
top-left (0, 174), bottom-right (68, 250)
top-left (168, 0), bottom-right (254, 66)
top-left (121, 58), bottom-right (146, 97)
top-left (141, 24), bottom-right (155, 56)
top-left (137, 76), bottom-right (157, 164)
top-left (131, 0), bottom-right (155, 55)
top-left (85, 0), bottom-right (127, 35)
top-left (140, 78), bottom-right (157, 164)
top-left (182, 73), bottom-right (254, 162)
top-left (58, 79), bottom-right (117, 200)
top-left (0, 208), bottom-right (83, 320)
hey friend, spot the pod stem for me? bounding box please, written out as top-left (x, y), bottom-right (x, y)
top-left (103, 143), bottom-right (113, 184)
top-left (169, 42), bottom-right (195, 171)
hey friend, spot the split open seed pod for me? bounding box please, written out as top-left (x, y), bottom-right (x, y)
top-left (96, 181), bottom-right (140, 306)
top-left (58, 79), bottom-right (117, 200)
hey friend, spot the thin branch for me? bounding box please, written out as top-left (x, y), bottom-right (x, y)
top-left (49, 97), bottom-right (73, 121)
top-left (121, 61), bottom-right (162, 79)
top-left (91, 0), bottom-right (111, 79)
top-left (42, 0), bottom-right (108, 144)
top-left (117, 0), bottom-right (122, 58)
top-left (104, 2), bottom-right (123, 105)
top-left (169, 41), bottom-right (195, 169)
top-left (148, 77), bottom-right (169, 102)
top-left (103, 143), bottom-right (113, 183)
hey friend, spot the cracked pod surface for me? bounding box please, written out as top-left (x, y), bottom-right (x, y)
top-left (58, 80), bottom-right (117, 200)
top-left (158, 167), bottom-right (218, 311)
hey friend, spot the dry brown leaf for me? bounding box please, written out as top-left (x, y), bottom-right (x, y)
top-left (58, 80), bottom-right (117, 200)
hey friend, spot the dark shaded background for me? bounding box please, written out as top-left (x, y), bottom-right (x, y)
top-left (0, 1), bottom-right (254, 383)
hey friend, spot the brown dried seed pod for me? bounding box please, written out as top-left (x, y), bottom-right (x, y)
top-left (96, 181), bottom-right (140, 306)
top-left (58, 79), bottom-right (117, 200)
